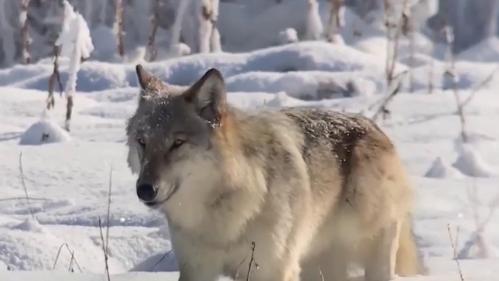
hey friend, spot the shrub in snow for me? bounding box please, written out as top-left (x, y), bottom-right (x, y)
top-left (278, 28), bottom-right (298, 45)
top-left (452, 144), bottom-right (496, 177)
top-left (56, 0), bottom-right (94, 131)
top-left (19, 119), bottom-right (71, 145)
top-left (425, 157), bottom-right (464, 179)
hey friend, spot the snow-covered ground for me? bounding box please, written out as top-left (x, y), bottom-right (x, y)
top-left (1, 41), bottom-right (499, 281)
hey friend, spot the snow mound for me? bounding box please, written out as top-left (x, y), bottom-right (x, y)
top-left (453, 145), bottom-right (497, 177)
top-left (425, 157), bottom-right (464, 179)
top-left (265, 92), bottom-right (305, 108)
top-left (12, 218), bottom-right (45, 233)
top-left (226, 71), bottom-right (376, 100)
top-left (278, 28), bottom-right (299, 44)
top-left (1, 42), bottom-right (390, 93)
top-left (19, 119), bottom-right (71, 145)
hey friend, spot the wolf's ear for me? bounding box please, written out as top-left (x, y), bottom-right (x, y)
top-left (136, 64), bottom-right (166, 98)
top-left (185, 68), bottom-right (226, 125)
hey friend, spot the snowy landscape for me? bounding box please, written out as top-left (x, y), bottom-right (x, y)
top-left (1, 0), bottom-right (499, 280)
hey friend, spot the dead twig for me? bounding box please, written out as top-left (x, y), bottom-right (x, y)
top-left (461, 65), bottom-right (499, 107)
top-left (0, 197), bottom-right (49, 202)
top-left (372, 0), bottom-right (409, 121)
top-left (18, 152), bottom-right (34, 220)
top-left (105, 167), bottom-right (113, 255)
top-left (246, 241), bottom-right (257, 281)
top-left (150, 250), bottom-right (174, 271)
top-left (52, 242), bottom-right (83, 272)
top-left (47, 45), bottom-right (64, 110)
top-left (98, 217), bottom-right (111, 281)
top-left (447, 224), bottom-right (465, 281)
top-left (371, 70), bottom-right (408, 121)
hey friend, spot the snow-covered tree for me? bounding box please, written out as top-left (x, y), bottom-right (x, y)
top-left (305, 0), bottom-right (324, 40)
top-left (209, 0), bottom-right (222, 52)
top-left (429, 0), bottom-right (499, 52)
top-left (146, 0), bottom-right (160, 61)
top-left (170, 0), bottom-right (191, 53)
top-left (56, 0), bottom-right (94, 131)
top-left (197, 0), bottom-right (222, 53)
top-left (0, 0), bottom-right (16, 67)
top-left (325, 0), bottom-right (345, 44)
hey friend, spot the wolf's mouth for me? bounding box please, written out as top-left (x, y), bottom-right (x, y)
top-left (165, 179), bottom-right (181, 201)
top-left (144, 179), bottom-right (180, 208)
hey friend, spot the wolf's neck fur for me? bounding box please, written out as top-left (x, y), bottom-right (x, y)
top-left (213, 106), bottom-right (304, 201)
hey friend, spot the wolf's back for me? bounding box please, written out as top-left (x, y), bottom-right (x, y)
top-left (282, 108), bottom-right (390, 174)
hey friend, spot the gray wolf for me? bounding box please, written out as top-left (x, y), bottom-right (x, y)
top-left (126, 65), bottom-right (424, 281)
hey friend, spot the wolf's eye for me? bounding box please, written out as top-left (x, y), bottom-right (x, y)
top-left (170, 138), bottom-right (185, 151)
top-left (137, 137), bottom-right (146, 148)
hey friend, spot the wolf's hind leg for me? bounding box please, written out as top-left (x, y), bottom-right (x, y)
top-left (364, 221), bottom-right (401, 281)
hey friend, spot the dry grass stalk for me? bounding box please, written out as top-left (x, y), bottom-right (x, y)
top-left (52, 242), bottom-right (83, 272)
top-left (245, 241), bottom-right (257, 281)
top-left (47, 45), bottom-right (64, 110)
top-left (447, 224), bottom-right (465, 281)
top-left (18, 152), bottom-right (34, 220)
top-left (98, 217), bottom-right (111, 281)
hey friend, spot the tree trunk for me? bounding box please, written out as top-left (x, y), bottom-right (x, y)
top-left (114, 0), bottom-right (125, 57)
top-left (429, 0), bottom-right (499, 52)
top-left (47, 46), bottom-right (63, 111)
top-left (20, 0), bottom-right (31, 64)
top-left (326, 0), bottom-right (344, 43)
top-left (146, 0), bottom-right (160, 61)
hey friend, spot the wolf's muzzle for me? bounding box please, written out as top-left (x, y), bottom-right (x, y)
top-left (136, 183), bottom-right (157, 202)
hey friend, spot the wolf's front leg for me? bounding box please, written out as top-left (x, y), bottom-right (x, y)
top-left (176, 248), bottom-right (224, 281)
top-left (172, 234), bottom-right (224, 281)
top-left (364, 221), bottom-right (401, 281)
top-left (178, 260), bottom-right (222, 281)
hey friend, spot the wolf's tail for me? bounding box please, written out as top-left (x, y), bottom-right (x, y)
top-left (395, 217), bottom-right (427, 276)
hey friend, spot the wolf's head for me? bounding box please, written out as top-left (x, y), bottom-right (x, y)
top-left (126, 65), bottom-right (228, 209)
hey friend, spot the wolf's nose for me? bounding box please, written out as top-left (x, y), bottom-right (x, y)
top-left (136, 183), bottom-right (157, 202)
